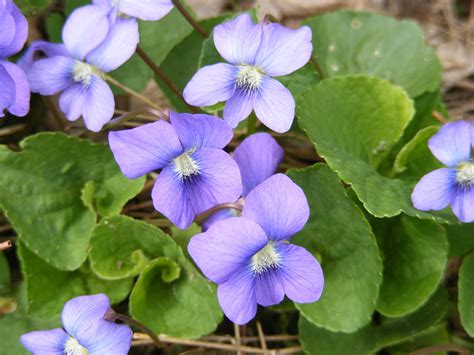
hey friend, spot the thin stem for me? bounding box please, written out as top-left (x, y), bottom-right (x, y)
top-left (105, 107), bottom-right (168, 129)
top-left (135, 46), bottom-right (199, 113)
top-left (0, 240), bottom-right (12, 251)
top-left (247, 114), bottom-right (257, 135)
top-left (104, 310), bottom-right (164, 349)
top-left (234, 323), bottom-right (242, 355)
top-left (105, 75), bottom-right (162, 110)
top-left (256, 322), bottom-right (268, 354)
top-left (172, 0), bottom-right (209, 38)
top-left (432, 110), bottom-right (447, 124)
top-left (409, 344), bottom-right (470, 355)
top-left (194, 202), bottom-right (243, 224)
top-left (310, 56), bottom-right (324, 79)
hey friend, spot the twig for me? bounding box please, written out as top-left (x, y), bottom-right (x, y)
top-left (135, 46), bottom-right (199, 113)
top-left (409, 344), bottom-right (470, 355)
top-left (0, 240), bottom-right (12, 251)
top-left (172, 0), bottom-right (209, 38)
top-left (194, 202), bottom-right (243, 224)
top-left (432, 111), bottom-right (448, 124)
top-left (257, 322), bottom-right (268, 354)
top-left (104, 310), bottom-right (164, 349)
top-left (234, 323), bottom-right (243, 355)
top-left (105, 75), bottom-right (162, 110)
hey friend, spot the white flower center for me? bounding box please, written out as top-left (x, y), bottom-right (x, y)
top-left (236, 65), bottom-right (263, 91)
top-left (251, 242), bottom-right (281, 275)
top-left (72, 62), bottom-right (101, 86)
top-left (173, 150), bottom-right (199, 178)
top-left (64, 337), bottom-right (89, 355)
top-left (456, 162), bottom-right (474, 186)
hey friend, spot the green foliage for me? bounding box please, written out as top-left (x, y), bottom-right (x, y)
top-left (297, 75), bottom-right (453, 223)
top-left (0, 253), bottom-right (11, 296)
top-left (374, 216), bottom-right (448, 317)
top-left (305, 10), bottom-right (441, 97)
top-left (15, 0), bottom-right (52, 15)
top-left (299, 288), bottom-right (448, 355)
top-left (18, 243), bottom-right (132, 320)
top-left (459, 252), bottom-right (474, 337)
top-left (0, 133), bottom-right (144, 271)
top-left (288, 164), bottom-right (382, 332)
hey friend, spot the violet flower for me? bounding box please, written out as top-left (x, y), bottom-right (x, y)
top-left (17, 40), bottom-right (69, 73)
top-left (21, 294), bottom-right (132, 355)
top-left (412, 120), bottom-right (474, 222)
top-left (203, 132), bottom-right (284, 231)
top-left (188, 174), bottom-right (324, 324)
top-left (93, 0), bottom-right (174, 21)
top-left (183, 14), bottom-right (312, 133)
top-left (26, 5), bottom-right (139, 132)
top-left (109, 112), bottom-right (242, 229)
top-left (0, 0), bottom-right (30, 117)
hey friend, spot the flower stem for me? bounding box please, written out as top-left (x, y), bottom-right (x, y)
top-left (432, 110), bottom-right (447, 124)
top-left (247, 113), bottom-right (257, 136)
top-left (0, 240), bottom-right (12, 251)
top-left (310, 55), bottom-right (324, 79)
top-left (105, 74), bottom-right (162, 110)
top-left (104, 310), bottom-right (164, 349)
top-left (172, 0), bottom-right (209, 38)
top-left (105, 107), bottom-right (168, 129)
top-left (135, 46), bottom-right (200, 114)
top-left (195, 202), bottom-right (243, 224)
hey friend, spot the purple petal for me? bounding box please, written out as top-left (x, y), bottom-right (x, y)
top-left (169, 111), bottom-right (233, 150)
top-left (27, 56), bottom-right (74, 95)
top-left (217, 266), bottom-right (257, 325)
top-left (108, 120), bottom-right (182, 179)
top-left (202, 207), bottom-right (239, 232)
top-left (59, 83), bottom-right (88, 122)
top-left (255, 270), bottom-right (284, 306)
top-left (428, 120), bottom-right (471, 168)
top-left (20, 328), bottom-right (68, 355)
top-left (223, 88), bottom-right (255, 128)
top-left (452, 187), bottom-right (474, 223)
top-left (17, 41), bottom-right (69, 73)
top-left (119, 0), bottom-right (174, 21)
top-left (1, 61), bottom-right (29, 117)
top-left (234, 132), bottom-right (284, 196)
top-left (254, 24), bottom-right (312, 77)
top-left (83, 322), bottom-right (132, 355)
top-left (188, 217), bottom-right (268, 283)
top-left (81, 76), bottom-right (115, 132)
top-left (213, 14), bottom-right (262, 65)
top-left (183, 63), bottom-right (237, 107)
top-left (278, 243), bottom-right (324, 303)
top-left (243, 173), bottom-right (309, 241)
top-left (86, 17), bottom-right (139, 72)
top-left (0, 5), bottom-right (15, 50)
top-left (152, 148), bottom-right (242, 229)
top-left (0, 1), bottom-right (28, 58)
top-left (62, 294), bottom-right (111, 344)
top-left (411, 168), bottom-right (456, 211)
top-left (254, 76), bottom-right (295, 133)
top-left (62, 5), bottom-right (110, 60)
top-left (0, 62), bottom-right (15, 116)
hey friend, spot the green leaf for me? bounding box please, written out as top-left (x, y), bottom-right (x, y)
top-left (305, 10), bottom-right (441, 97)
top-left (446, 224), bottom-right (474, 257)
top-left (388, 324), bottom-right (449, 355)
top-left (299, 287), bottom-right (448, 355)
top-left (90, 216), bottom-right (181, 280)
top-left (288, 164), bottom-right (382, 332)
top-left (297, 75), bottom-right (453, 223)
top-left (156, 16), bottom-right (228, 112)
top-left (374, 216), bottom-right (447, 317)
top-left (128, 222), bottom-right (222, 337)
top-left (65, 0), bottom-right (90, 15)
top-left (15, 0), bottom-right (52, 15)
top-left (459, 252), bottom-right (474, 336)
top-left (393, 126), bottom-right (442, 178)
top-left (171, 223), bottom-right (201, 258)
top-left (0, 253), bottom-right (11, 296)
top-left (45, 13), bottom-right (64, 43)
top-left (18, 243), bottom-right (133, 320)
top-left (0, 133), bottom-right (145, 270)
top-left (0, 287), bottom-right (60, 355)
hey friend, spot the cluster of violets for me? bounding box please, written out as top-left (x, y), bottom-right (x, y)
top-left (8, 0), bottom-right (472, 353)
